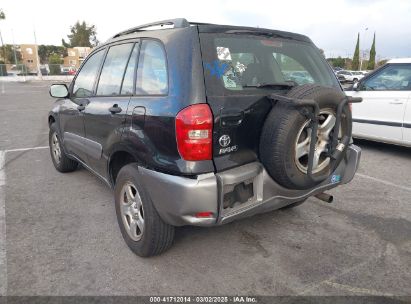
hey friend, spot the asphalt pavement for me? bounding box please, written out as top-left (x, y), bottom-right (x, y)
top-left (0, 81), bottom-right (410, 296)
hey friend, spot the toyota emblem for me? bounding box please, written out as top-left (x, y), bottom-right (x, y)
top-left (219, 135), bottom-right (231, 147)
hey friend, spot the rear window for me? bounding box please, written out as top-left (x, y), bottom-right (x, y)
top-left (200, 34), bottom-right (339, 94)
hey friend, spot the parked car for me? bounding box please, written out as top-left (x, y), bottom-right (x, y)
top-left (283, 70), bottom-right (314, 85)
top-left (48, 19), bottom-right (361, 257)
top-left (337, 70), bottom-right (364, 83)
top-left (61, 67), bottom-right (76, 75)
top-left (6, 65), bottom-right (20, 76)
top-left (346, 58), bottom-right (411, 147)
top-left (336, 73), bottom-right (346, 82)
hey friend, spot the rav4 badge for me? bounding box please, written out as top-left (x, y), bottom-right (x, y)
top-left (218, 135), bottom-right (237, 155)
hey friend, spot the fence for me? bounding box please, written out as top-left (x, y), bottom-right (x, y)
top-left (0, 64), bottom-right (75, 81)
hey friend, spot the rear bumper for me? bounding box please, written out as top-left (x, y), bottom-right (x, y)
top-left (138, 144), bottom-right (361, 226)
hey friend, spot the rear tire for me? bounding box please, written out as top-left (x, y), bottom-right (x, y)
top-left (114, 164), bottom-right (175, 257)
top-left (260, 84), bottom-right (350, 190)
top-left (49, 123), bottom-right (78, 172)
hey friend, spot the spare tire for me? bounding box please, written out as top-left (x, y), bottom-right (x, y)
top-left (260, 84), bottom-right (351, 190)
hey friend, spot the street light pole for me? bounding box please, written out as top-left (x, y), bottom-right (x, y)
top-left (33, 27), bottom-right (42, 78)
top-left (360, 27), bottom-right (368, 71)
top-left (11, 29), bottom-right (17, 67)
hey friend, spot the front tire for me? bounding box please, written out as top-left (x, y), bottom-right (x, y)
top-left (114, 164), bottom-right (175, 257)
top-left (49, 123), bottom-right (78, 172)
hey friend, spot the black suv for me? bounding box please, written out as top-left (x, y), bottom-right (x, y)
top-left (49, 19), bottom-right (361, 257)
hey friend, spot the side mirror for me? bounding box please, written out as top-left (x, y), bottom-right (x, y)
top-left (50, 84), bottom-right (69, 98)
top-left (352, 82), bottom-right (360, 91)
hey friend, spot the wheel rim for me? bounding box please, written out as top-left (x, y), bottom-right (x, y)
top-left (120, 182), bottom-right (144, 241)
top-left (51, 132), bottom-right (62, 164)
top-left (294, 108), bottom-right (341, 174)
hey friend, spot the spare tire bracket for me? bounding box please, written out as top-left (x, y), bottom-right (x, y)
top-left (268, 93), bottom-right (362, 183)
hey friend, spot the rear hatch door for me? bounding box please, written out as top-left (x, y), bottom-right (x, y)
top-left (198, 27), bottom-right (339, 172)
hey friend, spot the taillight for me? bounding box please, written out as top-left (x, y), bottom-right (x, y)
top-left (175, 104), bottom-right (213, 161)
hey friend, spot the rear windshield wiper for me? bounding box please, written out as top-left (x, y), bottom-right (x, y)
top-left (242, 82), bottom-right (297, 89)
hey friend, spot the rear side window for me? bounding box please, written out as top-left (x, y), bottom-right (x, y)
top-left (72, 50), bottom-right (105, 97)
top-left (362, 64), bottom-right (411, 91)
top-left (97, 43), bottom-right (134, 96)
top-left (135, 40), bottom-right (168, 95)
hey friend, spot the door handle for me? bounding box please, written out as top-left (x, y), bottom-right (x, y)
top-left (389, 101), bottom-right (403, 105)
top-left (109, 104), bottom-right (122, 114)
top-left (75, 98), bottom-right (89, 111)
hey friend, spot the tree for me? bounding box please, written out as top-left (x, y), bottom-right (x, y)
top-left (62, 21), bottom-right (98, 47)
top-left (327, 57), bottom-right (346, 68)
top-left (49, 53), bottom-right (62, 75)
top-left (0, 44), bottom-right (21, 64)
top-left (38, 45), bottom-right (66, 64)
top-left (377, 59), bottom-right (388, 67)
top-left (352, 33), bottom-right (360, 70)
top-left (0, 9), bottom-right (5, 19)
top-left (319, 48), bottom-right (325, 57)
top-left (367, 32), bottom-right (376, 70)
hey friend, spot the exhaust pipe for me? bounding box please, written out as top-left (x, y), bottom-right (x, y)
top-left (315, 192), bottom-right (334, 203)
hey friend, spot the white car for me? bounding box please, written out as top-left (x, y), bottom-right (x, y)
top-left (346, 58), bottom-right (411, 147)
top-left (337, 70), bottom-right (364, 83)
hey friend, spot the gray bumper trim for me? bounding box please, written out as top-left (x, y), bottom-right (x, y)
top-left (139, 145), bottom-right (361, 227)
top-left (138, 168), bottom-right (218, 226)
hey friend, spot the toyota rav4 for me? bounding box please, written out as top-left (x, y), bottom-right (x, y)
top-left (48, 19), bottom-right (362, 257)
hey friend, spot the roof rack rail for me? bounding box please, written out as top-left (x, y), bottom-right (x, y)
top-left (188, 22), bottom-right (215, 26)
top-left (112, 18), bottom-right (190, 38)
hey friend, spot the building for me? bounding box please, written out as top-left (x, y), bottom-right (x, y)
top-left (20, 44), bottom-right (39, 73)
top-left (63, 47), bottom-right (91, 69)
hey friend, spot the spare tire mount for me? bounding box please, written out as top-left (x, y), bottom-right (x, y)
top-left (267, 93), bottom-right (362, 184)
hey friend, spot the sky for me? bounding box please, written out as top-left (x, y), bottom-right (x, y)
top-left (0, 0), bottom-right (410, 59)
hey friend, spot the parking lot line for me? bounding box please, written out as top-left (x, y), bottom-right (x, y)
top-left (323, 281), bottom-right (394, 296)
top-left (5, 146), bottom-right (48, 153)
top-left (0, 146), bottom-right (48, 295)
top-left (0, 151), bottom-right (4, 187)
top-left (356, 173), bottom-right (411, 192)
top-left (0, 150), bottom-right (7, 295)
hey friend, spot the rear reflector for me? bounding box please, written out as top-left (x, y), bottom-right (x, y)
top-left (195, 212), bottom-right (213, 218)
top-left (175, 104), bottom-right (213, 161)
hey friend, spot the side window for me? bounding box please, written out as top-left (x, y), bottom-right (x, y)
top-left (135, 40), bottom-right (168, 95)
top-left (273, 53), bottom-right (314, 85)
top-left (72, 50), bottom-right (105, 97)
top-left (362, 64), bottom-right (411, 91)
top-left (97, 43), bottom-right (134, 96)
top-left (121, 43), bottom-right (139, 95)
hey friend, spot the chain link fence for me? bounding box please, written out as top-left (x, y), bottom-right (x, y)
top-left (0, 64), bottom-right (75, 80)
